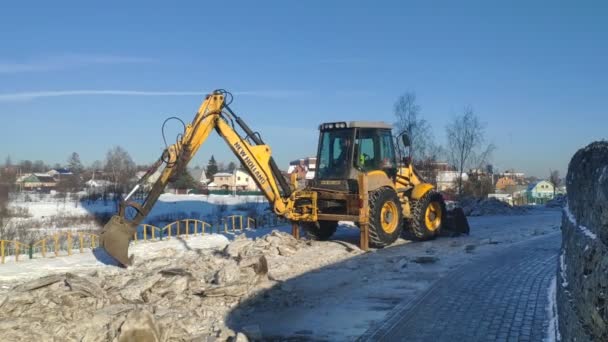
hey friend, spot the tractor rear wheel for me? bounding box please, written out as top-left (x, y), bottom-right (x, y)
top-left (368, 187), bottom-right (403, 247)
top-left (301, 220), bottom-right (338, 241)
top-left (409, 190), bottom-right (446, 240)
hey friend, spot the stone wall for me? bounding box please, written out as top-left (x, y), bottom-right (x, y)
top-left (558, 141), bottom-right (608, 341)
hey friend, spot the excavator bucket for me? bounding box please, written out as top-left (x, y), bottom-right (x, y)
top-left (99, 215), bottom-right (137, 267)
top-left (443, 207), bottom-right (470, 235)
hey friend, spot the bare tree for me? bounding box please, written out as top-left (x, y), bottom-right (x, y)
top-left (90, 160), bottom-right (103, 171)
top-left (446, 106), bottom-right (494, 196)
top-left (393, 92), bottom-right (436, 161)
top-left (549, 170), bottom-right (561, 196)
top-left (32, 160), bottom-right (47, 173)
top-left (104, 146), bottom-right (136, 193)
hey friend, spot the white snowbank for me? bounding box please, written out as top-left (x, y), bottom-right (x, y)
top-left (545, 275), bottom-right (561, 342)
top-left (559, 250), bottom-right (568, 288)
top-left (0, 234), bottom-right (230, 283)
top-left (564, 204), bottom-right (597, 240)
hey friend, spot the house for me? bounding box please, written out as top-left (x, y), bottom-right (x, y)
top-left (16, 173), bottom-right (57, 191)
top-left (189, 167), bottom-right (210, 186)
top-left (526, 180), bottom-right (555, 203)
top-left (436, 171), bottom-right (469, 191)
top-left (210, 170), bottom-right (260, 192)
top-left (495, 177), bottom-right (516, 191)
top-left (234, 169), bottom-right (259, 191)
top-left (47, 168), bottom-right (73, 181)
top-left (85, 179), bottom-right (113, 188)
top-left (498, 170), bottom-right (526, 184)
top-left (133, 169), bottom-right (162, 190)
top-left (287, 157), bottom-right (317, 180)
top-left (212, 172), bottom-right (234, 190)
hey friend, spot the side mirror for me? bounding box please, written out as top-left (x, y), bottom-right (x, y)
top-left (401, 133), bottom-right (411, 148)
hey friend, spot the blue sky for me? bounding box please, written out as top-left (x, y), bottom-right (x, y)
top-left (1, 1), bottom-right (606, 177)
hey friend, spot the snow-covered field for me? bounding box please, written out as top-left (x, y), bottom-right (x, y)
top-left (9, 194), bottom-right (268, 219)
top-left (2, 193), bottom-right (271, 249)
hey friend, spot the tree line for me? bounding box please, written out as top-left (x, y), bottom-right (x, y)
top-left (393, 91), bottom-right (494, 197)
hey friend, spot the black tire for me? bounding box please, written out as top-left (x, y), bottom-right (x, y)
top-left (409, 190), bottom-right (446, 240)
top-left (368, 187), bottom-right (403, 248)
top-left (301, 220), bottom-right (338, 241)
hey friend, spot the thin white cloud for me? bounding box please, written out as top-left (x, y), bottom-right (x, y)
top-left (318, 57), bottom-right (366, 64)
top-left (0, 89), bottom-right (308, 102)
top-left (0, 54), bottom-right (154, 73)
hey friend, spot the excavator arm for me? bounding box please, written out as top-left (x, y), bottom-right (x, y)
top-left (99, 90), bottom-right (313, 266)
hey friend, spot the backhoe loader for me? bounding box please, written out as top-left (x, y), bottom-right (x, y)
top-left (100, 89), bottom-right (469, 266)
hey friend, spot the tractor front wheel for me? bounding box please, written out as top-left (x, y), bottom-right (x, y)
top-left (409, 190), bottom-right (446, 240)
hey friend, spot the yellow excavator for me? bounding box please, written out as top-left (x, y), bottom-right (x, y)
top-left (100, 89), bottom-right (469, 266)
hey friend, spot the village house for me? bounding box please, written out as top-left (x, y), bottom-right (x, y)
top-left (16, 173), bottom-right (57, 191)
top-left (526, 180), bottom-right (555, 204)
top-left (210, 172), bottom-right (234, 190)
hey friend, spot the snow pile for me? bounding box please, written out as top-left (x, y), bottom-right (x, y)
top-left (559, 250), bottom-right (568, 288)
top-left (460, 197), bottom-right (527, 216)
top-left (0, 230), bottom-right (359, 341)
top-left (545, 276), bottom-right (561, 342)
top-left (545, 195), bottom-right (566, 208)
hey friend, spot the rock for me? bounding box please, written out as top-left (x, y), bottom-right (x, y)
top-left (160, 268), bottom-right (193, 278)
top-left (13, 273), bottom-right (65, 292)
top-left (199, 283), bottom-right (250, 297)
top-left (118, 309), bottom-right (161, 342)
top-left (277, 245), bottom-right (297, 256)
top-left (558, 141), bottom-right (608, 341)
top-left (224, 237), bottom-right (255, 259)
top-left (241, 324), bottom-right (262, 340)
top-left (120, 274), bottom-right (162, 302)
top-left (214, 262), bottom-right (241, 285)
top-left (235, 332), bottom-right (249, 342)
top-left (65, 273), bottom-right (105, 298)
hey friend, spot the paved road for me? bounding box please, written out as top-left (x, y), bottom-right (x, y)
top-left (361, 232), bottom-right (560, 342)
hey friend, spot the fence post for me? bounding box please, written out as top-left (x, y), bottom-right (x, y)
top-left (240, 216), bottom-right (243, 231)
top-left (185, 220), bottom-right (189, 239)
top-left (143, 225), bottom-right (147, 241)
top-left (29, 243), bottom-right (33, 260)
top-left (42, 239), bottom-right (46, 258)
top-left (1, 240), bottom-right (4, 264)
top-left (54, 235), bottom-right (59, 257)
top-left (15, 242), bottom-right (20, 262)
top-left (79, 232), bottom-right (84, 253)
top-left (151, 226), bottom-right (156, 240)
top-left (67, 232), bottom-right (72, 256)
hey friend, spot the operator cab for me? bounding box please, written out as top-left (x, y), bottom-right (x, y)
top-left (313, 121), bottom-right (397, 192)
